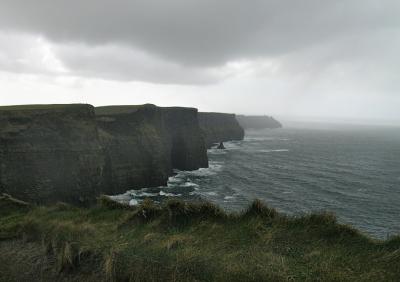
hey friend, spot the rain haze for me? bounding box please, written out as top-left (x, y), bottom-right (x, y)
top-left (0, 0), bottom-right (399, 125)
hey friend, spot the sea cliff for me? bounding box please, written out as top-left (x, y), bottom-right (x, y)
top-left (198, 112), bottom-right (244, 148)
top-left (236, 115), bottom-right (282, 129)
top-left (0, 104), bottom-right (209, 204)
top-left (0, 104), bottom-right (105, 205)
top-left (95, 104), bottom-right (208, 195)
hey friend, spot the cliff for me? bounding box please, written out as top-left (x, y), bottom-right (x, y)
top-left (95, 104), bottom-right (208, 195)
top-left (0, 104), bottom-right (105, 205)
top-left (236, 115), bottom-right (282, 130)
top-left (161, 107), bottom-right (209, 170)
top-left (0, 103), bottom-right (212, 204)
top-left (198, 112), bottom-right (244, 148)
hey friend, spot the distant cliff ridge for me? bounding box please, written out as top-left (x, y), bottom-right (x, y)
top-left (0, 104), bottom-right (208, 205)
top-left (198, 112), bottom-right (245, 148)
top-left (236, 115), bottom-right (282, 130)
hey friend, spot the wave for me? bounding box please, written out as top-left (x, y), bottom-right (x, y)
top-left (258, 149), bottom-right (289, 153)
top-left (173, 161), bottom-right (223, 178)
top-left (244, 137), bottom-right (290, 142)
top-left (159, 191), bottom-right (182, 197)
top-left (110, 160), bottom-right (225, 206)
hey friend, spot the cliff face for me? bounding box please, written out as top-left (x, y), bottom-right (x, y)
top-left (95, 105), bottom-right (170, 195)
top-left (95, 104), bottom-right (208, 195)
top-left (0, 103), bottom-right (209, 204)
top-left (161, 107), bottom-right (209, 170)
top-left (0, 104), bottom-right (105, 205)
top-left (236, 115), bottom-right (282, 130)
top-left (198, 112), bottom-right (245, 148)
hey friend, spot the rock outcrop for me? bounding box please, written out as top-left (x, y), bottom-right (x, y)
top-left (0, 104), bottom-right (106, 205)
top-left (236, 115), bottom-right (282, 130)
top-left (198, 112), bottom-right (244, 148)
top-left (95, 104), bottom-right (208, 195)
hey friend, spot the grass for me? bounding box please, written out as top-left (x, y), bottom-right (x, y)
top-left (0, 194), bottom-right (399, 281)
top-left (0, 104), bottom-right (90, 112)
top-left (95, 104), bottom-right (156, 116)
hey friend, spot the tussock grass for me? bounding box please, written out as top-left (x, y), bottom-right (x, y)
top-left (0, 193), bottom-right (31, 214)
top-left (0, 198), bottom-right (399, 281)
top-left (242, 199), bottom-right (278, 219)
top-left (97, 195), bottom-right (133, 210)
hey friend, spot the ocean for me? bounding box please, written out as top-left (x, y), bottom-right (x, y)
top-left (112, 124), bottom-right (400, 239)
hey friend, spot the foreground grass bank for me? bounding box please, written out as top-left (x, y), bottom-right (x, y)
top-left (0, 194), bottom-right (399, 281)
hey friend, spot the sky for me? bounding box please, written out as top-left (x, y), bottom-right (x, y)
top-left (0, 0), bottom-right (399, 124)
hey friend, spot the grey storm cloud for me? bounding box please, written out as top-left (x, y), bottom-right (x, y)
top-left (0, 0), bottom-right (399, 84)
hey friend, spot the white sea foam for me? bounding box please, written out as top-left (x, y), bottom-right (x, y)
top-left (168, 176), bottom-right (183, 183)
top-left (244, 137), bottom-right (276, 141)
top-left (176, 162), bottom-right (223, 178)
top-left (207, 149), bottom-right (227, 155)
top-left (111, 158), bottom-right (224, 204)
top-left (244, 136), bottom-right (290, 142)
top-left (126, 189), bottom-right (158, 198)
top-left (224, 141), bottom-right (242, 150)
top-left (109, 193), bottom-right (131, 204)
top-left (159, 191), bottom-right (181, 197)
top-left (137, 192), bottom-right (159, 197)
top-left (259, 149), bottom-right (289, 153)
top-left (182, 181), bottom-right (199, 188)
top-left (129, 199), bottom-right (139, 206)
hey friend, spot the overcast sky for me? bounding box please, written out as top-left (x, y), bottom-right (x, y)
top-left (0, 0), bottom-right (399, 124)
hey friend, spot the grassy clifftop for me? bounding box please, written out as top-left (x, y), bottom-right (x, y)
top-left (0, 104), bottom-right (92, 112)
top-left (0, 194), bottom-right (399, 281)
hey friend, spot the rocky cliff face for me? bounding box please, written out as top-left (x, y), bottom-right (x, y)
top-left (0, 103), bottom-right (210, 205)
top-left (236, 115), bottom-right (282, 130)
top-left (0, 104), bottom-right (105, 205)
top-left (198, 112), bottom-right (245, 148)
top-left (95, 104), bottom-right (208, 195)
top-left (161, 107), bottom-right (209, 170)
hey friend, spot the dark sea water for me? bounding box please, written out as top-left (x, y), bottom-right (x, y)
top-left (113, 124), bottom-right (400, 239)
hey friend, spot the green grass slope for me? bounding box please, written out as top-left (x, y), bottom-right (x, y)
top-left (0, 194), bottom-right (399, 281)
